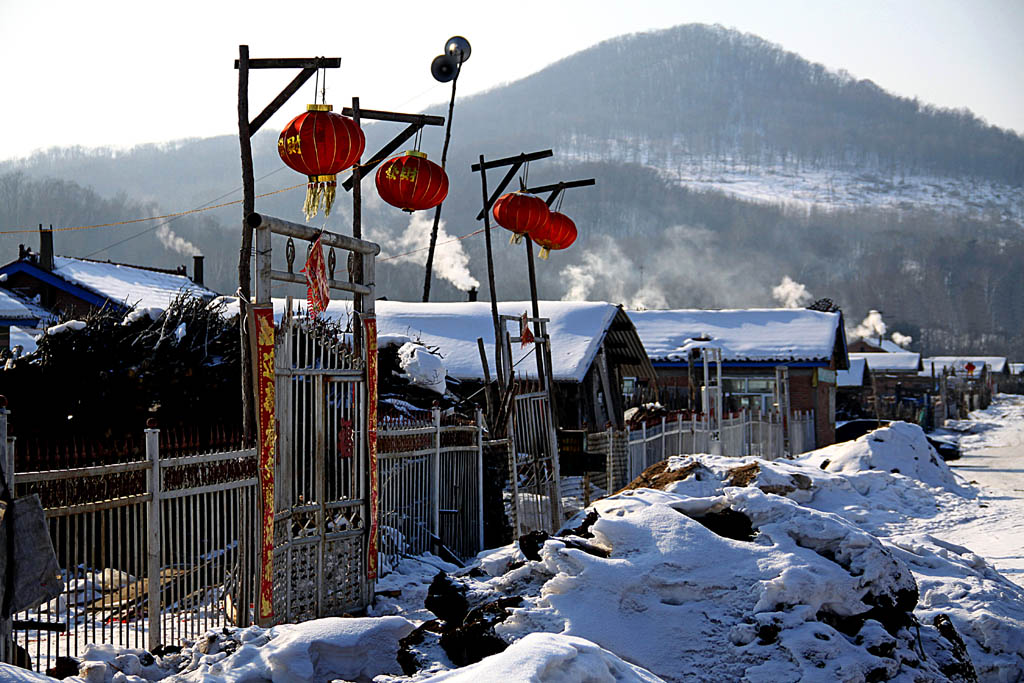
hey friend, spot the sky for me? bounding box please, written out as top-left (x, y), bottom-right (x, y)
top-left (1, 0), bottom-right (1022, 161)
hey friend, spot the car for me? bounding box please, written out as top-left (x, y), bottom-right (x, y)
top-left (835, 419), bottom-right (961, 461)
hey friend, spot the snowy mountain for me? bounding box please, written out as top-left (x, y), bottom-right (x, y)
top-left (2, 24), bottom-right (1023, 355)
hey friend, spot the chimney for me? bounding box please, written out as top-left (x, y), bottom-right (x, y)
top-left (39, 225), bottom-right (54, 272)
top-left (467, 287), bottom-right (478, 302)
top-left (192, 255), bottom-right (205, 286)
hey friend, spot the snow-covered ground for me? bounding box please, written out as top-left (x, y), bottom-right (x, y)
top-left (941, 396), bottom-right (1024, 589)
top-left (5, 396), bottom-right (1024, 682)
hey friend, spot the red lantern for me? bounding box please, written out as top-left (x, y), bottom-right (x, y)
top-left (278, 104), bottom-right (365, 220)
top-left (375, 151), bottom-right (449, 212)
top-left (492, 192), bottom-right (549, 244)
top-left (532, 211), bottom-right (578, 259)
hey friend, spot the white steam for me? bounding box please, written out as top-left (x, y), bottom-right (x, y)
top-left (851, 310), bottom-right (887, 342)
top-left (891, 332), bottom-right (913, 348)
top-left (156, 223), bottom-right (200, 257)
top-left (560, 234), bottom-right (669, 310)
top-left (772, 276), bottom-right (812, 308)
top-left (371, 213), bottom-right (479, 292)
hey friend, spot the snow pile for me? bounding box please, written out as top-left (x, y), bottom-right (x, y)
top-left (122, 306), bottom-right (166, 324)
top-left (805, 421), bottom-right (962, 491)
top-left (44, 320), bottom-right (86, 336)
top-left (468, 487), bottom-right (953, 682)
top-left (425, 632), bottom-right (663, 682)
top-left (398, 342), bottom-right (447, 395)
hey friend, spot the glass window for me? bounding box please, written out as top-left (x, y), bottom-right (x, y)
top-left (722, 378), bottom-right (746, 393)
top-left (747, 378), bottom-right (775, 393)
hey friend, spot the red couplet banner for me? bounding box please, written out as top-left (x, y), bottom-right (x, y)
top-left (254, 306), bottom-right (276, 623)
top-left (364, 315), bottom-right (379, 579)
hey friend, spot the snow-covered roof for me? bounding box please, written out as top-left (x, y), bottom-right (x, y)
top-left (52, 256), bottom-right (216, 311)
top-left (921, 356), bottom-right (1008, 375)
top-left (0, 287), bottom-right (38, 322)
top-left (849, 351), bottom-right (922, 373)
top-left (837, 357), bottom-right (866, 387)
top-left (629, 308), bottom-right (845, 364)
top-left (850, 338), bottom-right (911, 353)
top-left (1011, 363), bottom-right (1024, 376)
top-left (233, 299), bottom-right (652, 383)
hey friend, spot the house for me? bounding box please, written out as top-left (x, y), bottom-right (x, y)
top-left (0, 286), bottom-right (52, 351)
top-left (236, 298), bottom-right (656, 431)
top-left (921, 356), bottom-right (1011, 393)
top-left (629, 308), bottom-right (849, 447)
top-left (0, 230), bottom-right (214, 327)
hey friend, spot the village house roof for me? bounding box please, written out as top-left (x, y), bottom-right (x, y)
top-left (848, 338), bottom-right (910, 353)
top-left (921, 356), bottom-right (1009, 376)
top-left (0, 255), bottom-right (216, 313)
top-left (837, 357), bottom-right (867, 387)
top-left (1010, 363), bottom-right (1024, 376)
top-left (629, 308), bottom-right (848, 368)
top-left (849, 351), bottom-right (923, 373)
top-left (0, 287), bottom-right (41, 324)
top-left (222, 298), bottom-right (655, 383)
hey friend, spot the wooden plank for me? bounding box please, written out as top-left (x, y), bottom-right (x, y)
top-left (234, 57), bottom-right (341, 69)
top-left (270, 269), bottom-right (371, 296)
top-left (471, 149), bottom-right (553, 172)
top-left (339, 108), bottom-right (444, 126)
top-left (246, 213), bottom-right (380, 255)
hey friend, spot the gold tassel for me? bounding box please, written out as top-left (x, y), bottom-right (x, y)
top-left (509, 232), bottom-right (525, 245)
top-left (304, 175), bottom-right (338, 221)
top-left (539, 247), bottom-right (551, 259)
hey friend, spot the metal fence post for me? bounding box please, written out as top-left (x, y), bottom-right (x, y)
top-left (146, 426), bottom-right (161, 654)
top-left (0, 398), bottom-right (9, 665)
top-left (431, 407), bottom-right (441, 541)
top-left (475, 409), bottom-right (484, 553)
top-left (660, 416), bottom-right (667, 462)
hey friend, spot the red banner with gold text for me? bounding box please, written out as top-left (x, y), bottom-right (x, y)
top-left (364, 315), bottom-right (379, 579)
top-left (254, 306), bottom-right (276, 623)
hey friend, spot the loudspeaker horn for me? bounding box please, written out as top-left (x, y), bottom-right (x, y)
top-left (431, 53), bottom-right (459, 83)
top-left (446, 36), bottom-right (471, 63)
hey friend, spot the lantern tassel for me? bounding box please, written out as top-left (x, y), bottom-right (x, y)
top-left (539, 247), bottom-right (551, 260)
top-left (304, 175), bottom-right (338, 221)
top-left (509, 233), bottom-right (525, 245)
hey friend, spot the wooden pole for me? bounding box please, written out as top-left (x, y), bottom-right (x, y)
top-left (237, 45), bottom-right (256, 444)
top-left (351, 97), bottom-right (364, 357)
top-left (478, 155), bottom-right (504, 390)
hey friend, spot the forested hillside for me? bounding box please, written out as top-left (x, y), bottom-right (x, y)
top-left (2, 24), bottom-right (1022, 355)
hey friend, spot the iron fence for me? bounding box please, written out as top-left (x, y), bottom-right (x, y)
top-left (610, 409), bottom-right (818, 487)
top-left (377, 408), bottom-right (484, 573)
top-left (0, 415), bottom-right (257, 674)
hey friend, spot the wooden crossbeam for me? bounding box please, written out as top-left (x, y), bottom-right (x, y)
top-left (234, 58), bottom-right (341, 69)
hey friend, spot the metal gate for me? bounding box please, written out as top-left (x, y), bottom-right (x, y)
top-left (271, 308), bottom-right (371, 623)
top-left (500, 314), bottom-right (562, 535)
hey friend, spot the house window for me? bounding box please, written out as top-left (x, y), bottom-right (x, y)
top-left (722, 376), bottom-right (776, 413)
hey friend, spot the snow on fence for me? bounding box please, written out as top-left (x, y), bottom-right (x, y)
top-left (601, 409), bottom-right (817, 488)
top-left (376, 409), bottom-right (484, 572)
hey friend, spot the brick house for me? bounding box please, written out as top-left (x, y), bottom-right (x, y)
top-left (629, 308), bottom-right (849, 447)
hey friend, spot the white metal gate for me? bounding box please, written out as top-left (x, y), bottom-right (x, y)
top-left (271, 311), bottom-right (371, 622)
top-left (500, 314), bottom-right (562, 535)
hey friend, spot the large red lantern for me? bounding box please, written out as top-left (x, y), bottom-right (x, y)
top-left (492, 192), bottom-right (549, 243)
top-left (532, 211), bottom-right (578, 259)
top-left (278, 104), bottom-right (365, 220)
top-left (375, 151), bottom-right (449, 212)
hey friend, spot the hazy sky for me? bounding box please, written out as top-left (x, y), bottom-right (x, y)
top-left (1, 0), bottom-right (1022, 161)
